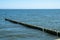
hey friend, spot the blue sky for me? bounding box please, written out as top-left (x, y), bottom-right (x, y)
top-left (0, 0), bottom-right (60, 9)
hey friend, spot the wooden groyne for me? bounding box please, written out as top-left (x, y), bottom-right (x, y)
top-left (5, 18), bottom-right (60, 37)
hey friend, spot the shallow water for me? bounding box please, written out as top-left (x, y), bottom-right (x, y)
top-left (0, 9), bottom-right (60, 40)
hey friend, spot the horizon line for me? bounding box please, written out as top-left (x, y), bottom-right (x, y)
top-left (0, 8), bottom-right (60, 9)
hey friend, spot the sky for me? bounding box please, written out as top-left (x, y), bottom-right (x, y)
top-left (0, 0), bottom-right (60, 9)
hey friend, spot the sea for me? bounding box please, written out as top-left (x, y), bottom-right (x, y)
top-left (0, 9), bottom-right (60, 40)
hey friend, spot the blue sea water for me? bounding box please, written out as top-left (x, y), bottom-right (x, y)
top-left (0, 9), bottom-right (60, 40)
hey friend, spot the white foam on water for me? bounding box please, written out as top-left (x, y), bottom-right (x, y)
top-left (55, 38), bottom-right (60, 40)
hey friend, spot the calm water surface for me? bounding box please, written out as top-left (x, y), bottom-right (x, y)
top-left (0, 9), bottom-right (60, 40)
